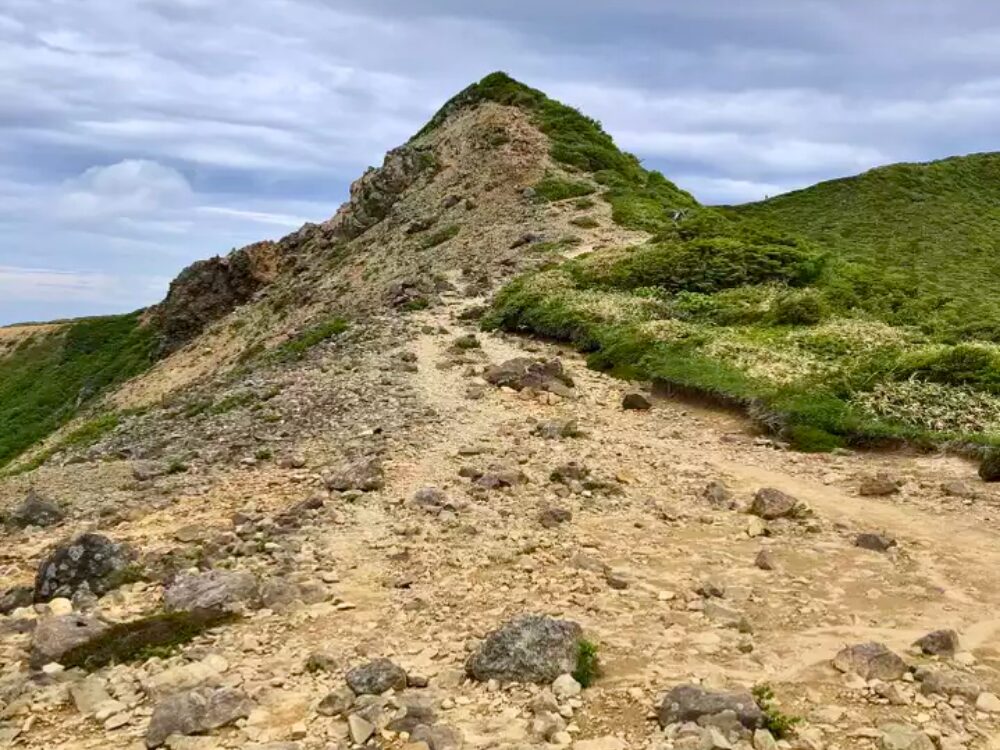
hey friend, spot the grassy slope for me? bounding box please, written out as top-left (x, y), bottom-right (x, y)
top-left (475, 73), bottom-right (1000, 451)
top-left (0, 313), bottom-right (157, 469)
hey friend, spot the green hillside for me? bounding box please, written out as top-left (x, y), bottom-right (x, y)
top-left (483, 73), bottom-right (1000, 452)
top-left (0, 313), bottom-right (157, 470)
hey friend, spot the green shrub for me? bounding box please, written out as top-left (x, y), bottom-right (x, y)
top-left (271, 317), bottom-right (349, 361)
top-left (771, 289), bottom-right (827, 325)
top-left (533, 176), bottom-right (595, 203)
top-left (573, 640), bottom-right (601, 688)
top-left (752, 684), bottom-right (801, 739)
top-left (573, 197), bottom-right (596, 210)
top-left (421, 224), bottom-right (460, 249)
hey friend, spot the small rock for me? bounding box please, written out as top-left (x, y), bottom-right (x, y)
top-left (539, 506), bottom-right (573, 529)
top-left (855, 532), bottom-right (897, 552)
top-left (859, 473), bottom-right (901, 496)
top-left (345, 658), bottom-right (407, 695)
top-left (918, 669), bottom-right (982, 700)
top-left (978, 449), bottom-right (1000, 482)
top-left (145, 686), bottom-right (253, 748)
top-left (324, 457), bottom-right (384, 492)
top-left (878, 722), bottom-right (935, 750)
top-left (754, 549), bottom-right (775, 571)
top-left (30, 613), bottom-right (110, 669)
top-left (317, 687), bottom-right (355, 717)
top-left (913, 629), bottom-right (959, 656)
top-left (657, 684), bottom-right (764, 729)
top-left (552, 674), bottom-right (582, 699)
top-left (621, 392), bottom-right (651, 411)
top-left (753, 729), bottom-right (778, 750)
top-left (749, 488), bottom-right (800, 520)
top-left (975, 691), bottom-right (1000, 712)
top-left (833, 642), bottom-right (907, 681)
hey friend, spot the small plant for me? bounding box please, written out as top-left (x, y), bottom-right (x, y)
top-left (752, 683), bottom-right (801, 739)
top-left (570, 216), bottom-right (600, 229)
top-left (533, 175), bottom-right (596, 203)
top-left (166, 458), bottom-right (189, 475)
top-left (254, 447), bottom-right (273, 461)
top-left (271, 317), bottom-right (349, 361)
top-left (573, 639), bottom-right (601, 688)
top-left (210, 391), bottom-right (257, 415)
top-left (573, 197), bottom-right (596, 210)
top-left (421, 224), bottom-right (461, 249)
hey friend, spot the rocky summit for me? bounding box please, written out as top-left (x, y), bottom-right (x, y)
top-left (1, 72), bottom-right (1000, 750)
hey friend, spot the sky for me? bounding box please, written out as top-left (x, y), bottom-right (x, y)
top-left (2, 1), bottom-right (999, 323)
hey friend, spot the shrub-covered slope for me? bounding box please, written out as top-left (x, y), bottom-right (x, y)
top-left (0, 314), bottom-right (156, 469)
top-left (481, 74), bottom-right (1000, 451)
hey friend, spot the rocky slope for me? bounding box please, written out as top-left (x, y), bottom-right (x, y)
top-left (1, 73), bottom-right (1000, 750)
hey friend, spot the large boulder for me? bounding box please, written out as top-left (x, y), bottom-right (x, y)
top-left (145, 686), bottom-right (253, 748)
top-left (833, 642), bottom-right (908, 681)
top-left (34, 533), bottom-right (137, 603)
top-left (163, 569), bottom-right (261, 615)
top-left (30, 614), bottom-right (110, 668)
top-left (917, 669), bottom-right (982, 700)
top-left (913, 629), bottom-right (959, 656)
top-left (749, 488), bottom-right (800, 520)
top-left (345, 658), bottom-right (408, 695)
top-left (466, 614), bottom-right (582, 684)
top-left (484, 358), bottom-right (574, 396)
top-left (4, 489), bottom-right (64, 528)
top-left (657, 684), bottom-right (764, 729)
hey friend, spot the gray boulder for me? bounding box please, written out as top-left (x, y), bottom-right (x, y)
top-left (163, 569), bottom-right (261, 614)
top-left (878, 723), bottom-right (935, 750)
top-left (5, 489), bottom-right (64, 528)
top-left (917, 669), bottom-right (982, 700)
top-left (533, 419), bottom-right (580, 440)
top-left (855, 532), bottom-right (897, 552)
top-left (749, 488), bottom-right (800, 520)
top-left (621, 392), bottom-right (652, 411)
top-left (833, 642), bottom-right (908, 681)
top-left (145, 686), bottom-right (253, 748)
top-left (913, 629), bottom-right (959, 656)
top-left (324, 457), bottom-right (384, 492)
top-left (657, 684), bottom-right (764, 729)
top-left (34, 533), bottom-right (136, 602)
top-left (484, 358), bottom-right (574, 395)
top-left (345, 658), bottom-right (408, 695)
top-left (31, 614), bottom-right (110, 668)
top-left (466, 614), bottom-right (582, 684)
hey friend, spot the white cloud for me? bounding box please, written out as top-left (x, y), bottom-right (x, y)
top-left (56, 159), bottom-right (193, 222)
top-left (0, 265), bottom-right (123, 302)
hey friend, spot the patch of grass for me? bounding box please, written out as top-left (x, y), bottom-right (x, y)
top-left (209, 391), bottom-right (257, 415)
top-left (166, 458), bottom-right (189, 475)
top-left (0, 313), bottom-right (157, 469)
top-left (254, 447), bottom-right (273, 461)
top-left (60, 610), bottom-right (238, 670)
top-left (270, 317), bottom-right (349, 362)
top-left (421, 224), bottom-right (460, 249)
top-left (573, 639), bottom-right (601, 688)
top-left (573, 197), bottom-right (596, 210)
top-left (533, 175), bottom-right (595, 203)
top-left (752, 684), bottom-right (802, 739)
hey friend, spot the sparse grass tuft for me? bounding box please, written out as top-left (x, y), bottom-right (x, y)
top-left (752, 684), bottom-right (802, 739)
top-left (533, 175), bottom-right (595, 203)
top-left (421, 224), bottom-right (461, 249)
top-left (573, 639), bottom-right (601, 688)
top-left (270, 317), bottom-right (349, 362)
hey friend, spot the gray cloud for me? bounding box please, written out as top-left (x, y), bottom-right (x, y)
top-left (1, 0), bottom-right (999, 323)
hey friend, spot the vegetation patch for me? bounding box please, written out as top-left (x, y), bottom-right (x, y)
top-left (421, 224), bottom-right (461, 250)
top-left (569, 216), bottom-right (600, 229)
top-left (532, 175), bottom-right (595, 203)
top-left (0, 313), bottom-right (157, 470)
top-left (60, 610), bottom-right (238, 670)
top-left (752, 684), bottom-right (801, 739)
top-left (270, 317), bottom-right (349, 362)
top-left (573, 639), bottom-right (601, 688)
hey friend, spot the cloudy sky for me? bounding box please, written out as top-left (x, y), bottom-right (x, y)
top-left (2, 1), bottom-right (999, 323)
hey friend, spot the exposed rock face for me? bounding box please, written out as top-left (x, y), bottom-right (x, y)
top-left (833, 642), bottom-right (908, 681)
top-left (150, 240), bottom-right (281, 355)
top-left (31, 614), bottom-right (110, 668)
top-left (466, 614), bottom-right (582, 684)
top-left (145, 686), bottom-right (253, 748)
top-left (34, 534), bottom-right (136, 603)
top-left (657, 684), bottom-right (764, 729)
top-left (4, 489), bottom-right (64, 528)
top-left (323, 144), bottom-right (438, 240)
top-left (345, 658), bottom-right (408, 695)
top-left (163, 569), bottom-right (261, 615)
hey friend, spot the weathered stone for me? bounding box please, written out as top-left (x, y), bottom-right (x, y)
top-left (143, 655), bottom-right (228, 699)
top-left (878, 723), bottom-right (935, 750)
top-left (347, 713), bottom-right (376, 744)
top-left (552, 673), bottom-right (582, 698)
top-left (410, 723), bottom-right (462, 750)
top-left (317, 686), bottom-right (356, 717)
top-left (163, 569), bottom-right (261, 614)
top-left (70, 674), bottom-right (114, 715)
top-left (538, 506), bottom-right (572, 529)
top-left (976, 692), bottom-right (1000, 712)
top-left (704, 481), bottom-right (730, 506)
top-left (0, 585), bottom-right (33, 615)
top-left (749, 488), bottom-right (799, 520)
top-left (913, 629), bottom-right (959, 656)
top-left (754, 550), bottom-right (776, 571)
top-left (467, 614), bottom-right (583, 684)
top-left (855, 532), bottom-right (897, 552)
top-left (978, 449), bottom-right (1000, 482)
top-left (534, 419), bottom-right (580, 440)
top-left (859, 473), bottom-right (901, 496)
top-left (31, 614), bottom-right (110, 668)
top-left (574, 739), bottom-right (627, 750)
top-left (34, 533), bottom-right (137, 602)
top-left (621, 392), bottom-right (651, 411)
top-left (657, 684), bottom-right (764, 729)
top-left (145, 686), bottom-right (253, 748)
top-left (483, 357), bottom-right (574, 394)
top-left (833, 642), bottom-right (908, 681)
top-left (5, 489), bottom-right (64, 528)
top-left (345, 658), bottom-right (408, 695)
top-left (918, 669), bottom-right (982, 700)
top-left (474, 466), bottom-right (527, 490)
top-left (324, 457), bottom-right (384, 492)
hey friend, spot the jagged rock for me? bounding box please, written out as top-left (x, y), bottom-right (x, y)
top-left (917, 668), bottom-right (982, 699)
top-left (749, 488), bottom-right (800, 520)
top-left (533, 419), bottom-right (579, 440)
top-left (855, 532), bottom-right (897, 552)
top-left (467, 614), bottom-right (583, 684)
top-left (317, 686), bottom-right (356, 717)
top-left (411, 723), bottom-right (462, 750)
top-left (483, 357), bottom-right (574, 395)
top-left (833, 642), bottom-right (908, 681)
top-left (878, 723), bottom-right (935, 750)
top-left (324, 457), bottom-right (385, 492)
top-left (412, 487), bottom-right (450, 512)
top-left (657, 684), bottom-right (764, 729)
top-left (34, 533), bottom-right (137, 602)
top-left (753, 729), bottom-right (778, 750)
top-left (552, 673), bottom-right (582, 698)
top-left (150, 240), bottom-right (280, 355)
top-left (5, 489), bottom-right (64, 528)
top-left (347, 713), bottom-right (376, 744)
top-left (386, 695), bottom-right (437, 733)
top-left (978, 449), bottom-right (1000, 482)
top-left (143, 655), bottom-right (228, 699)
top-left (163, 569), bottom-right (261, 614)
top-left (0, 585), bottom-right (33, 614)
top-left (859, 472), bottom-right (901, 496)
top-left (145, 686), bottom-right (253, 748)
top-left (538, 506), bottom-right (572, 529)
top-left (346, 658), bottom-right (408, 695)
top-left (913, 629), bottom-right (959, 656)
top-left (70, 674), bottom-right (115, 715)
top-left (474, 466), bottom-right (527, 489)
top-left (704, 480), bottom-right (730, 506)
top-left (621, 392), bottom-right (651, 411)
top-left (30, 614), bottom-right (110, 668)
